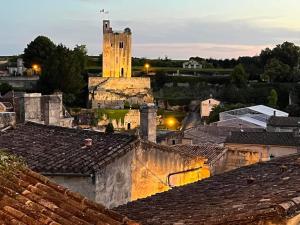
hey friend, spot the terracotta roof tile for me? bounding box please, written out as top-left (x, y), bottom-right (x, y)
top-left (0, 152), bottom-right (139, 225)
top-left (0, 122), bottom-right (137, 174)
top-left (115, 153), bottom-right (300, 225)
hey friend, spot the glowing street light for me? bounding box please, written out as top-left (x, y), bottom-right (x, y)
top-left (165, 117), bottom-right (177, 129)
top-left (32, 64), bottom-right (40, 75)
top-left (144, 63), bottom-right (150, 75)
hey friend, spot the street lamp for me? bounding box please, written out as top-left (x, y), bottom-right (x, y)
top-left (32, 64), bottom-right (40, 75)
top-left (144, 63), bottom-right (150, 75)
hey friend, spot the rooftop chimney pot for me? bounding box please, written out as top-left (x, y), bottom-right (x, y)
top-left (84, 138), bottom-right (93, 147)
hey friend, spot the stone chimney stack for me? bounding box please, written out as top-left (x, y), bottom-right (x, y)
top-left (44, 95), bottom-right (61, 126)
top-left (140, 103), bottom-right (157, 143)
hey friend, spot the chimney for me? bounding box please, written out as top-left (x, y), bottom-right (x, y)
top-left (44, 95), bottom-right (61, 126)
top-left (140, 103), bottom-right (157, 143)
top-left (84, 138), bottom-right (93, 147)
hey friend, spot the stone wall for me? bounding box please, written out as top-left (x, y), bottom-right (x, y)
top-left (48, 175), bottom-right (95, 201)
top-left (97, 109), bottom-right (140, 131)
top-left (93, 141), bottom-right (210, 209)
top-left (222, 144), bottom-right (298, 172)
top-left (130, 142), bottom-right (210, 202)
top-left (0, 112), bottom-right (16, 129)
top-left (89, 77), bottom-right (153, 109)
top-left (0, 76), bottom-right (39, 90)
top-left (95, 150), bottom-right (133, 209)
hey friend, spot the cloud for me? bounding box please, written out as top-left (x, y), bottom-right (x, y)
top-left (1, 15), bottom-right (300, 59)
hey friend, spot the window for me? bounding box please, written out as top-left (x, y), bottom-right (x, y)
top-left (121, 68), bottom-right (124, 77)
top-left (172, 140), bottom-right (176, 145)
top-left (127, 123), bottom-right (131, 130)
top-left (119, 42), bottom-right (124, 48)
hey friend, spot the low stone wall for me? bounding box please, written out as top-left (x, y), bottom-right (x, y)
top-left (0, 76), bottom-right (39, 90)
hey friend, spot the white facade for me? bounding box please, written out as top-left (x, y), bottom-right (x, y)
top-left (183, 60), bottom-right (202, 69)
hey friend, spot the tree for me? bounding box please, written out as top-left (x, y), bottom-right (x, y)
top-left (38, 44), bottom-right (86, 102)
top-left (260, 42), bottom-right (300, 69)
top-left (23, 36), bottom-right (56, 69)
top-left (267, 89), bottom-right (278, 108)
top-left (262, 59), bottom-right (290, 82)
top-left (230, 64), bottom-right (248, 87)
top-left (105, 123), bottom-right (114, 134)
top-left (0, 83), bottom-right (13, 95)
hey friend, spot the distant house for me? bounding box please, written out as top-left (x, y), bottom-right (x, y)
top-left (0, 151), bottom-right (138, 225)
top-left (183, 125), bottom-right (264, 145)
top-left (0, 122), bottom-right (212, 208)
top-left (7, 58), bottom-right (26, 76)
top-left (224, 131), bottom-right (299, 172)
top-left (217, 105), bottom-right (289, 129)
top-left (267, 116), bottom-right (300, 132)
top-left (115, 153), bottom-right (300, 225)
top-left (183, 59), bottom-right (202, 69)
top-left (201, 98), bottom-right (220, 118)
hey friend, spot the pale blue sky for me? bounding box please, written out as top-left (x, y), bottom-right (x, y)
top-left (1, 0), bottom-right (300, 59)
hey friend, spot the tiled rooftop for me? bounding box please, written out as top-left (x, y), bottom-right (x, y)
top-left (225, 131), bottom-right (300, 146)
top-left (0, 151), bottom-right (138, 225)
top-left (115, 153), bottom-right (300, 225)
top-left (170, 144), bottom-right (227, 164)
top-left (268, 116), bottom-right (300, 127)
top-left (0, 122), bottom-right (137, 174)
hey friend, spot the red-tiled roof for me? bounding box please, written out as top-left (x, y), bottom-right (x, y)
top-left (115, 153), bottom-right (300, 225)
top-left (0, 151), bottom-right (138, 225)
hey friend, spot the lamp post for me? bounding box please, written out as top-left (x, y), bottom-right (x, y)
top-left (145, 63), bottom-right (150, 75)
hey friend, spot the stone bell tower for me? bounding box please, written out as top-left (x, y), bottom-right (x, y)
top-left (102, 20), bottom-right (132, 78)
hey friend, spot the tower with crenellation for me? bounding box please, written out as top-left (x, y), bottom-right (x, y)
top-left (102, 20), bottom-right (132, 78)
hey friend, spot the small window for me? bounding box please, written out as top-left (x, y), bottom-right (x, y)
top-left (121, 68), bottom-right (124, 77)
top-left (127, 123), bottom-right (131, 130)
top-left (172, 140), bottom-right (176, 145)
top-left (119, 42), bottom-right (124, 48)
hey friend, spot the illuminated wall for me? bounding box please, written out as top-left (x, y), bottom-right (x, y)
top-left (131, 143), bottom-right (210, 201)
top-left (102, 20), bottom-right (132, 78)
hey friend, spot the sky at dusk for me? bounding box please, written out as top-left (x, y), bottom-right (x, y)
top-left (1, 0), bottom-right (300, 59)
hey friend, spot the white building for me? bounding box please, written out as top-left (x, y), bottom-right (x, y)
top-left (7, 58), bottom-right (26, 76)
top-left (217, 105), bottom-right (288, 129)
top-left (183, 59), bottom-right (202, 69)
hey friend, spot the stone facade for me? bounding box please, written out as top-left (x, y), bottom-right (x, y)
top-left (89, 77), bottom-right (153, 109)
top-left (97, 109), bottom-right (140, 131)
top-left (0, 112), bottom-right (16, 129)
top-left (222, 143), bottom-right (298, 172)
top-left (102, 20), bottom-right (132, 78)
top-left (48, 175), bottom-right (96, 201)
top-left (94, 142), bottom-right (209, 208)
top-left (17, 92), bottom-right (73, 127)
